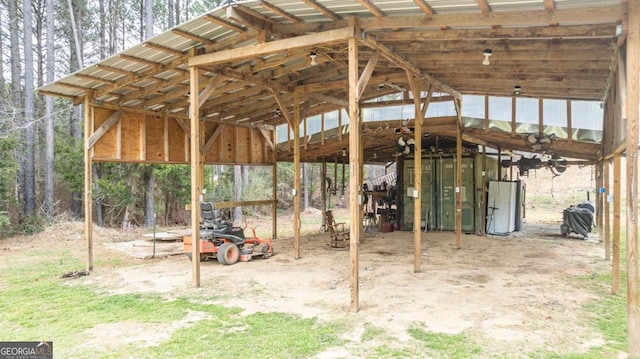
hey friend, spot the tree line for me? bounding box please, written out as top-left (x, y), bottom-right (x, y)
top-left (0, 0), bottom-right (338, 237)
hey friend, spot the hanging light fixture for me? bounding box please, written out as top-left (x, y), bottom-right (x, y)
top-left (514, 85), bottom-right (522, 95)
top-left (309, 51), bottom-right (318, 65)
top-left (342, 148), bottom-right (347, 157)
top-left (482, 48), bottom-right (492, 66)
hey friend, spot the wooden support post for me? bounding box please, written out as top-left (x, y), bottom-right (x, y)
top-left (348, 17), bottom-right (361, 313)
top-left (538, 98), bottom-right (544, 134)
top-left (359, 112), bottom-right (364, 245)
top-left (511, 97), bottom-right (516, 137)
top-left (566, 101), bottom-right (573, 144)
top-left (189, 64), bottom-right (202, 287)
top-left (408, 75), bottom-right (423, 273)
top-left (613, 152), bottom-right (621, 295)
top-left (604, 159), bottom-right (611, 260)
top-left (322, 160), bottom-right (327, 215)
top-left (483, 95), bottom-right (489, 134)
top-left (625, 1), bottom-right (640, 355)
top-left (596, 162), bottom-right (603, 244)
top-left (272, 161), bottom-right (278, 240)
top-left (481, 145), bottom-right (487, 236)
top-left (84, 96), bottom-right (93, 271)
top-left (497, 148), bottom-right (502, 180)
top-left (293, 89), bottom-right (301, 259)
top-left (455, 108), bottom-right (462, 249)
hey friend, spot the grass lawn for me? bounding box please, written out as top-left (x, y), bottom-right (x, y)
top-left (0, 228), bottom-right (632, 358)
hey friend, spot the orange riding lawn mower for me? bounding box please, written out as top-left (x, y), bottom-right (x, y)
top-left (183, 203), bottom-right (273, 265)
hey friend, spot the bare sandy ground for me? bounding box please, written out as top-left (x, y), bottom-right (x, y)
top-left (2, 165), bottom-right (618, 357)
top-left (67, 209), bottom-right (607, 357)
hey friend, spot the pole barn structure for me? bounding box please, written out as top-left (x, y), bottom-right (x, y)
top-left (39, 0), bottom-right (639, 356)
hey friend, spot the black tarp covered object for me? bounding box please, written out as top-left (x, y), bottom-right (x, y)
top-left (560, 201), bottom-right (595, 239)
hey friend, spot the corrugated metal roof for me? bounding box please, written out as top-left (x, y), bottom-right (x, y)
top-left (38, 0), bottom-right (624, 160)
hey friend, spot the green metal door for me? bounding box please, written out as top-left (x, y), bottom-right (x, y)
top-left (460, 157), bottom-right (475, 232)
top-left (437, 157), bottom-right (456, 231)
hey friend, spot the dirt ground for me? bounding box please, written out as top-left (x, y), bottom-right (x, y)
top-left (2, 164), bottom-right (619, 357)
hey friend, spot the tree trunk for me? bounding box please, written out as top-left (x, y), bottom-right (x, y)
top-left (234, 165), bottom-right (243, 223)
top-left (143, 167), bottom-right (155, 227)
top-left (167, 0), bottom-right (174, 28)
top-left (9, 0), bottom-right (23, 218)
top-left (99, 0), bottom-right (106, 59)
top-left (303, 163), bottom-right (309, 210)
top-left (0, 18), bottom-right (5, 93)
top-left (68, 0), bottom-right (84, 217)
top-left (175, 0), bottom-right (180, 25)
top-left (44, 0), bottom-right (55, 217)
top-left (145, 0), bottom-right (153, 39)
top-left (23, 0), bottom-right (36, 216)
top-left (92, 164), bottom-right (103, 226)
top-left (109, 0), bottom-right (117, 54)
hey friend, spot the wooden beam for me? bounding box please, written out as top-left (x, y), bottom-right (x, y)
top-left (604, 159), bottom-right (611, 260)
top-left (75, 73), bottom-right (115, 84)
top-left (189, 27), bottom-right (355, 67)
top-left (360, 35), bottom-right (461, 98)
top-left (174, 117), bottom-right (189, 134)
top-left (356, 49), bottom-right (380, 98)
top-left (413, 0), bottom-right (434, 15)
top-left (272, 161), bottom-right (278, 240)
top-left (538, 98), bottom-right (544, 133)
top-left (258, 128), bottom-right (275, 151)
top-left (348, 17), bottom-right (361, 313)
top-left (229, 5), bottom-right (276, 31)
top-left (293, 89), bottom-right (301, 260)
top-left (543, 0), bottom-right (556, 10)
top-left (204, 14), bottom-right (246, 33)
top-left (310, 93), bottom-right (348, 107)
top-left (359, 5), bottom-right (623, 30)
top-left (455, 97), bottom-right (463, 249)
top-left (566, 100), bottom-right (573, 144)
top-left (484, 95), bottom-right (489, 134)
top-left (272, 91), bottom-right (293, 127)
top-left (142, 42), bottom-right (185, 57)
top-left (407, 74), bottom-right (422, 273)
top-left (198, 74), bottom-right (225, 106)
top-left (189, 62), bottom-right (202, 287)
top-left (511, 96), bottom-right (516, 137)
top-left (420, 85), bottom-right (434, 119)
top-left (613, 152), bottom-right (621, 294)
top-left (171, 28), bottom-right (215, 45)
top-left (258, 0), bottom-right (302, 23)
top-left (84, 97), bottom-right (94, 272)
top-left (476, 0), bottom-right (491, 14)
top-left (203, 124), bottom-right (224, 152)
top-left (626, 1), bottom-right (640, 356)
top-left (273, 6), bottom-right (623, 33)
top-left (87, 110), bottom-right (123, 149)
top-left (355, 0), bottom-right (385, 17)
top-left (302, 0), bottom-right (342, 21)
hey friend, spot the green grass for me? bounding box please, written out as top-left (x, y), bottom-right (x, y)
top-left (408, 326), bottom-right (482, 358)
top-left (0, 248), bottom-right (345, 358)
top-left (0, 226), bottom-right (635, 358)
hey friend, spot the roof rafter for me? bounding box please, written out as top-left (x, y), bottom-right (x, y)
top-left (258, 0), bottom-right (303, 23)
top-left (272, 5), bottom-right (623, 33)
top-left (412, 0), bottom-right (434, 15)
top-left (204, 14), bottom-right (246, 33)
top-left (355, 0), bottom-right (385, 18)
top-left (302, 0), bottom-right (342, 21)
top-left (360, 35), bottom-right (461, 98)
top-left (189, 26), bottom-right (356, 67)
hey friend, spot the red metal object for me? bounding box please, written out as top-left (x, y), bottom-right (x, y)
top-left (183, 225), bottom-right (273, 265)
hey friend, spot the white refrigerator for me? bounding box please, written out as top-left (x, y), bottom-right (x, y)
top-left (487, 181), bottom-right (517, 235)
